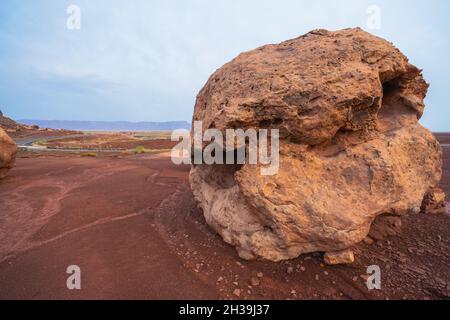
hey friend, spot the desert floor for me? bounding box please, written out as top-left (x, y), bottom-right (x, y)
top-left (0, 134), bottom-right (449, 300)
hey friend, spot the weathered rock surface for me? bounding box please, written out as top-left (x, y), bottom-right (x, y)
top-left (189, 28), bottom-right (443, 261)
top-left (421, 188), bottom-right (446, 214)
top-left (0, 127), bottom-right (17, 179)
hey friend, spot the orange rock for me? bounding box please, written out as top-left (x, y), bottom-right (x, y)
top-left (0, 127), bottom-right (17, 179)
top-left (324, 250), bottom-right (355, 265)
top-left (189, 28), bottom-right (442, 262)
top-left (421, 188), bottom-right (446, 214)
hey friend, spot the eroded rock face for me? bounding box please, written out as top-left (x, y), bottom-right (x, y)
top-left (421, 188), bottom-right (447, 214)
top-left (0, 127), bottom-right (17, 179)
top-left (189, 28), bottom-right (443, 261)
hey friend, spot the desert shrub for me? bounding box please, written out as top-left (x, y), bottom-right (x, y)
top-left (134, 146), bottom-right (146, 154)
top-left (34, 139), bottom-right (48, 146)
top-left (80, 152), bottom-right (97, 157)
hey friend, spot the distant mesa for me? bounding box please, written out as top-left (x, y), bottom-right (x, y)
top-left (0, 113), bottom-right (78, 138)
top-left (18, 119), bottom-right (191, 132)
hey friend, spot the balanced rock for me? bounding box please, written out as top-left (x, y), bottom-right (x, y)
top-left (0, 127), bottom-right (17, 179)
top-left (189, 28), bottom-right (442, 261)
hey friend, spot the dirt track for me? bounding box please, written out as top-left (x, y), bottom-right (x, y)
top-left (0, 148), bottom-right (449, 300)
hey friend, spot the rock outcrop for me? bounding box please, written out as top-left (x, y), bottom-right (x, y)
top-left (0, 127), bottom-right (17, 179)
top-left (189, 28), bottom-right (443, 262)
top-left (421, 188), bottom-right (447, 214)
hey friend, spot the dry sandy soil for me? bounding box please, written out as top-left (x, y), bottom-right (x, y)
top-left (40, 132), bottom-right (176, 151)
top-left (0, 135), bottom-right (449, 300)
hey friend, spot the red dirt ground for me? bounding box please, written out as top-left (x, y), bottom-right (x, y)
top-left (0, 145), bottom-right (449, 300)
top-left (43, 133), bottom-right (177, 150)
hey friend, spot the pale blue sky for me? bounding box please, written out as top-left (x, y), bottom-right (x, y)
top-left (0, 0), bottom-right (449, 130)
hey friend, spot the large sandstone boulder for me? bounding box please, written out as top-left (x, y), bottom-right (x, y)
top-left (0, 127), bottom-right (17, 179)
top-left (189, 28), bottom-right (443, 261)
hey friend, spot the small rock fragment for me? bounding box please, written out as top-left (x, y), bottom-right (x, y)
top-left (324, 249), bottom-right (355, 265)
top-left (250, 277), bottom-right (260, 286)
top-left (360, 274), bottom-right (370, 281)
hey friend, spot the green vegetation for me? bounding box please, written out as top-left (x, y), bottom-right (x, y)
top-left (80, 152), bottom-right (97, 157)
top-left (134, 146), bottom-right (146, 154)
top-left (33, 139), bottom-right (48, 146)
top-left (132, 131), bottom-right (173, 140)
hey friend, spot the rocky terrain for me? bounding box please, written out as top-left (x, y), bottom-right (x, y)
top-left (0, 29), bottom-right (448, 301)
top-left (190, 28), bottom-right (444, 262)
top-left (0, 150), bottom-right (448, 300)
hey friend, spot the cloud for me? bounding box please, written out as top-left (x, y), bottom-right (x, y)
top-left (0, 0), bottom-right (449, 129)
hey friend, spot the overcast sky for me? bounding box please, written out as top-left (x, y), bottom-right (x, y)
top-left (0, 0), bottom-right (449, 130)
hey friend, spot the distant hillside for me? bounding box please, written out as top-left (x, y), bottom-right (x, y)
top-left (0, 113), bottom-right (23, 130)
top-left (18, 120), bottom-right (191, 131)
